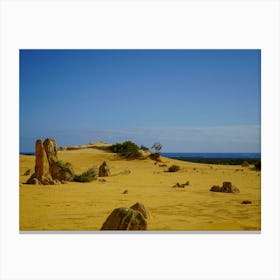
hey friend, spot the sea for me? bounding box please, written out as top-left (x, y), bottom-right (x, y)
top-left (161, 152), bottom-right (261, 159)
top-left (161, 152), bottom-right (261, 164)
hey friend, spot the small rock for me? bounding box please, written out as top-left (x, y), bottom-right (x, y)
top-left (123, 189), bottom-right (128, 194)
top-left (210, 182), bottom-right (240, 193)
top-left (120, 169), bottom-right (131, 175)
top-left (26, 177), bottom-right (39, 185)
top-left (220, 181), bottom-right (240, 193)
top-left (173, 181), bottom-right (189, 188)
top-left (241, 200), bottom-right (252, 204)
top-left (99, 178), bottom-right (107, 183)
top-left (24, 169), bottom-right (31, 176)
top-left (99, 161), bottom-right (110, 177)
top-left (210, 185), bottom-right (221, 192)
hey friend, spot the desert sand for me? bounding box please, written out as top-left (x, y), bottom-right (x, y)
top-left (19, 146), bottom-right (261, 231)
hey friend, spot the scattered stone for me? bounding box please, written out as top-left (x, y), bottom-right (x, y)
top-left (26, 177), bottom-right (39, 185)
top-left (120, 169), bottom-right (131, 175)
top-left (242, 200), bottom-right (252, 204)
top-left (130, 202), bottom-right (150, 219)
top-left (210, 185), bottom-right (221, 192)
top-left (173, 181), bottom-right (189, 188)
top-left (123, 189), bottom-right (128, 194)
top-left (159, 164), bottom-right (167, 167)
top-left (210, 181), bottom-right (240, 193)
top-left (99, 178), bottom-right (107, 183)
top-left (98, 161), bottom-right (110, 177)
top-left (24, 169), bottom-right (31, 176)
top-left (220, 181), bottom-right (240, 193)
top-left (100, 207), bottom-right (147, 230)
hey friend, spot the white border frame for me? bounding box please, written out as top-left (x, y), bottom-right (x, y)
top-left (1, 0), bottom-right (279, 279)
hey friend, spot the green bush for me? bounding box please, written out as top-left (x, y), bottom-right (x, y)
top-left (55, 160), bottom-right (72, 169)
top-left (168, 165), bottom-right (180, 172)
top-left (140, 145), bottom-right (149, 151)
top-left (110, 141), bottom-right (141, 159)
top-left (74, 168), bottom-right (97, 182)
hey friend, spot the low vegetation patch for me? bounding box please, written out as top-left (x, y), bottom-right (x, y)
top-left (168, 165), bottom-right (180, 172)
top-left (254, 160), bottom-right (261, 170)
top-left (110, 141), bottom-right (141, 159)
top-left (55, 160), bottom-right (72, 169)
top-left (74, 168), bottom-right (97, 182)
top-left (140, 145), bottom-right (149, 151)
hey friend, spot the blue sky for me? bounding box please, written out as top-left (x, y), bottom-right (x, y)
top-left (20, 49), bottom-right (260, 153)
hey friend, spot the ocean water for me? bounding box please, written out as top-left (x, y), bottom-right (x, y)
top-left (161, 152), bottom-right (261, 159)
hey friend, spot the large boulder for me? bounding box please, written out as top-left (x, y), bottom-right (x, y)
top-left (98, 161), bottom-right (110, 177)
top-left (100, 207), bottom-right (147, 230)
top-left (130, 202), bottom-right (151, 219)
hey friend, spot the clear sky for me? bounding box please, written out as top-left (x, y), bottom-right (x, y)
top-left (20, 49), bottom-right (260, 153)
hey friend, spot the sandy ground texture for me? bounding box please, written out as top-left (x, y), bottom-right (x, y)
top-left (20, 147), bottom-right (261, 231)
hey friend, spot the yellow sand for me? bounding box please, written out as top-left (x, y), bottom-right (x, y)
top-left (19, 148), bottom-right (261, 231)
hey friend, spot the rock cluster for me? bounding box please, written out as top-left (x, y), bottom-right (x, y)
top-left (100, 202), bottom-right (150, 230)
top-left (210, 181), bottom-right (240, 193)
top-left (26, 138), bottom-right (74, 185)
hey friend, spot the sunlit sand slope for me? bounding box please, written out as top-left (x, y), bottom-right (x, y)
top-left (20, 148), bottom-right (261, 230)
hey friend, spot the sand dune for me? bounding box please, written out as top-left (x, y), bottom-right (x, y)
top-left (19, 148), bottom-right (261, 231)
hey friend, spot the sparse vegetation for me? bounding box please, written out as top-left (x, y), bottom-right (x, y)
top-left (151, 142), bottom-right (162, 154)
top-left (55, 160), bottom-right (72, 169)
top-left (168, 165), bottom-right (180, 172)
top-left (254, 160), bottom-right (261, 170)
top-left (140, 145), bottom-right (149, 151)
top-left (110, 141), bottom-right (141, 159)
top-left (74, 168), bottom-right (97, 182)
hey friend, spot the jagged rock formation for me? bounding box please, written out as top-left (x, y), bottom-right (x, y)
top-left (100, 202), bottom-right (150, 230)
top-left (100, 207), bottom-right (147, 230)
top-left (210, 181), bottom-right (240, 193)
top-left (26, 140), bottom-right (54, 185)
top-left (130, 202), bottom-right (150, 219)
top-left (43, 138), bottom-right (58, 163)
top-left (26, 138), bottom-right (74, 185)
top-left (98, 161), bottom-right (110, 177)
